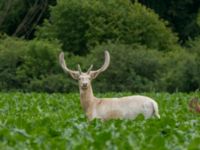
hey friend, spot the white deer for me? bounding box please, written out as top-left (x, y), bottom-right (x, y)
top-left (59, 51), bottom-right (160, 121)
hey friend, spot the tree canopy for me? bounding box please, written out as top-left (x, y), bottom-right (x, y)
top-left (37, 0), bottom-right (178, 55)
top-left (0, 0), bottom-right (200, 92)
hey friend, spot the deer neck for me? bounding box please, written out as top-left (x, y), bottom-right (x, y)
top-left (79, 84), bottom-right (95, 115)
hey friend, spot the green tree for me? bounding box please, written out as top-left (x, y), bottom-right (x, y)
top-left (0, 0), bottom-right (56, 39)
top-left (37, 0), bottom-right (178, 55)
top-left (137, 0), bottom-right (200, 42)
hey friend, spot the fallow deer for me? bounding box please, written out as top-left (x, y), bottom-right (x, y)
top-left (59, 51), bottom-right (160, 121)
top-left (189, 98), bottom-right (200, 113)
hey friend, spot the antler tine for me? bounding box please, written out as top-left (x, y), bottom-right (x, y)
top-left (87, 64), bottom-right (93, 74)
top-left (59, 52), bottom-right (78, 74)
top-left (77, 64), bottom-right (82, 74)
top-left (93, 50), bottom-right (110, 73)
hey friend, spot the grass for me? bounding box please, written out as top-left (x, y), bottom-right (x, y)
top-left (0, 92), bottom-right (200, 150)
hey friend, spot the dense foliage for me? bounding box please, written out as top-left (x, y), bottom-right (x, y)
top-left (1, 0), bottom-right (200, 42)
top-left (0, 37), bottom-right (200, 93)
top-left (0, 36), bottom-right (64, 92)
top-left (0, 0), bottom-right (200, 92)
top-left (159, 49), bottom-right (200, 92)
top-left (138, 0), bottom-right (200, 42)
top-left (84, 43), bottom-right (162, 92)
top-left (0, 92), bottom-right (200, 149)
top-left (37, 0), bottom-right (178, 55)
top-left (0, 0), bottom-right (56, 38)
top-left (0, 1), bottom-right (200, 150)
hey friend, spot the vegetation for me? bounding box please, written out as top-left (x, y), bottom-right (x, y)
top-left (0, 1), bottom-right (200, 149)
top-left (0, 0), bottom-right (200, 92)
top-left (0, 0), bottom-right (56, 39)
top-left (0, 36), bottom-right (63, 92)
top-left (0, 92), bottom-right (200, 149)
top-left (84, 43), bottom-right (162, 92)
top-left (1, 0), bottom-right (199, 42)
top-left (138, 0), bottom-right (200, 42)
top-left (37, 0), bottom-right (178, 54)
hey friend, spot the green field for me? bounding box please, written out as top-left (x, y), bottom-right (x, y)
top-left (0, 92), bottom-right (200, 150)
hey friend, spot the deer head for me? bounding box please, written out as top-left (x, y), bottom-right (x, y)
top-left (59, 51), bottom-right (110, 90)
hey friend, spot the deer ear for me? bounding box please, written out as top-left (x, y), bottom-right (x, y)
top-left (68, 72), bottom-right (80, 80)
top-left (89, 71), bottom-right (100, 79)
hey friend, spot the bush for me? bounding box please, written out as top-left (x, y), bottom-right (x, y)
top-left (83, 43), bottom-right (162, 92)
top-left (27, 74), bottom-right (77, 93)
top-left (0, 37), bottom-right (198, 93)
top-left (0, 36), bottom-right (27, 90)
top-left (186, 36), bottom-right (200, 55)
top-left (0, 37), bottom-right (62, 91)
top-left (63, 43), bottom-right (199, 93)
top-left (37, 0), bottom-right (178, 55)
top-left (158, 49), bottom-right (200, 92)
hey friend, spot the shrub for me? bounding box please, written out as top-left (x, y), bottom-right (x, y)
top-left (84, 43), bottom-right (162, 92)
top-left (159, 49), bottom-right (199, 92)
top-left (0, 37), bottom-right (62, 91)
top-left (17, 39), bottom-right (61, 80)
top-left (37, 0), bottom-right (178, 55)
top-left (186, 36), bottom-right (200, 55)
top-left (0, 37), bottom-right (27, 90)
top-left (65, 43), bottom-right (199, 93)
top-left (27, 74), bottom-right (78, 93)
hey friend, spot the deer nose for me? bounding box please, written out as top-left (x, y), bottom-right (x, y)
top-left (82, 83), bottom-right (87, 87)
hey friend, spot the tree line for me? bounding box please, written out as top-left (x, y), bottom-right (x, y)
top-left (0, 0), bottom-right (200, 93)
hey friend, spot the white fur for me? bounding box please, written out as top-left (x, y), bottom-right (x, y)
top-left (94, 96), bottom-right (160, 119)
